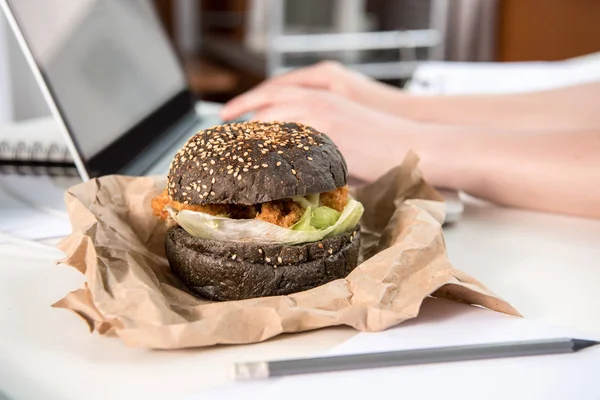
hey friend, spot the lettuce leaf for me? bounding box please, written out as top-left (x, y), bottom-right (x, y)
top-left (291, 193), bottom-right (320, 209)
top-left (310, 206), bottom-right (341, 229)
top-left (166, 198), bottom-right (363, 245)
top-left (290, 206), bottom-right (317, 231)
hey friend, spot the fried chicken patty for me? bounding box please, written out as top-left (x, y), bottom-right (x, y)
top-left (320, 185), bottom-right (348, 213)
top-left (255, 199), bottom-right (303, 227)
top-left (152, 186), bottom-right (348, 228)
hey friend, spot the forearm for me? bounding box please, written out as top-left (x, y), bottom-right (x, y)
top-left (390, 82), bottom-right (600, 131)
top-left (413, 127), bottom-right (600, 219)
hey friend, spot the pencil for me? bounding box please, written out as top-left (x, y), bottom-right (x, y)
top-left (233, 337), bottom-right (598, 380)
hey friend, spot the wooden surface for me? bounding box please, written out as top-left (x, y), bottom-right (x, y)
top-left (153, 0), bottom-right (175, 40)
top-left (151, 0), bottom-right (255, 99)
top-left (497, 0), bottom-right (600, 61)
top-left (184, 58), bottom-right (240, 94)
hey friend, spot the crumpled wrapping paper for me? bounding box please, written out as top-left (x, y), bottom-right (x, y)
top-left (53, 152), bottom-right (520, 349)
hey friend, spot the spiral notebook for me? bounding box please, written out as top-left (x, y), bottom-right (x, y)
top-left (0, 116), bottom-right (78, 176)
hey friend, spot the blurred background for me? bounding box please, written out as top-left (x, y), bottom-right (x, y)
top-left (1, 0), bottom-right (600, 124)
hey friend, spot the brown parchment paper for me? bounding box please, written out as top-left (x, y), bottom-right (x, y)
top-left (53, 152), bottom-right (520, 349)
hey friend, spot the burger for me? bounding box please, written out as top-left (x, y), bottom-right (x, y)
top-left (151, 121), bottom-right (363, 301)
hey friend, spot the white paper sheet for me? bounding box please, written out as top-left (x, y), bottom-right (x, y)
top-left (405, 52), bottom-right (600, 95)
top-left (0, 175), bottom-right (73, 240)
top-left (194, 298), bottom-right (600, 400)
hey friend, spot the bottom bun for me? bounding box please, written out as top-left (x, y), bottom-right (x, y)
top-left (165, 225), bottom-right (361, 301)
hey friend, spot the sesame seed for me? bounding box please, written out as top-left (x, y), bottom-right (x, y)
top-left (210, 191), bottom-right (215, 196)
top-left (258, 249), bottom-right (263, 254)
top-left (227, 165), bottom-right (233, 169)
top-left (262, 163), bottom-right (268, 168)
top-left (253, 165), bottom-right (260, 169)
top-left (232, 254), bottom-right (237, 260)
top-left (202, 184), bottom-right (207, 189)
top-left (276, 162), bottom-right (281, 166)
top-left (237, 175), bottom-right (242, 181)
top-left (328, 248), bottom-right (333, 254)
top-left (304, 146), bottom-right (309, 150)
top-left (291, 169), bottom-right (297, 175)
top-left (277, 151), bottom-right (283, 154)
top-left (209, 169), bottom-right (214, 175)
top-left (265, 257), bottom-right (271, 262)
top-left (307, 156), bottom-right (313, 161)
top-left (210, 160), bottom-right (215, 165)
top-left (277, 257), bottom-right (283, 263)
top-left (212, 177), bottom-right (215, 183)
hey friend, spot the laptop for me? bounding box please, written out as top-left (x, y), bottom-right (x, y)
top-left (1, 0), bottom-right (223, 181)
top-left (1, 0), bottom-right (463, 223)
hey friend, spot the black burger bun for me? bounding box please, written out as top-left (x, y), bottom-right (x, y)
top-left (165, 225), bottom-right (361, 301)
top-left (167, 121), bottom-right (348, 205)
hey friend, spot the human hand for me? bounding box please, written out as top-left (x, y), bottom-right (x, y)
top-left (224, 85), bottom-right (423, 183)
top-left (220, 61), bottom-right (405, 121)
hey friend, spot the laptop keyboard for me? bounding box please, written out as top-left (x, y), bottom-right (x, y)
top-left (144, 116), bottom-right (223, 176)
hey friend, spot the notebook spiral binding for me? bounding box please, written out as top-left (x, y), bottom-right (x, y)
top-left (0, 139), bottom-right (78, 176)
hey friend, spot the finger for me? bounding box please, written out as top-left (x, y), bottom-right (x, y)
top-left (221, 85), bottom-right (316, 120)
top-left (221, 62), bottom-right (343, 120)
top-left (266, 61), bottom-right (339, 88)
top-left (250, 104), bottom-right (302, 124)
top-left (251, 102), bottom-right (333, 134)
top-left (220, 88), bottom-right (271, 121)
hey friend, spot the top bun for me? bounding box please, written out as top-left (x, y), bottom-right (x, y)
top-left (167, 121), bottom-right (348, 205)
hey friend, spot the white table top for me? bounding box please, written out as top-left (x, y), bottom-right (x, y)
top-left (1, 193), bottom-right (600, 400)
top-left (443, 196), bottom-right (600, 335)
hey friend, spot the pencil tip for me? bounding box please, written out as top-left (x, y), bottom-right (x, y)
top-left (572, 339), bottom-right (600, 352)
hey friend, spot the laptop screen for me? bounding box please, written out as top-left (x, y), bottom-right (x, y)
top-left (5, 0), bottom-right (193, 177)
